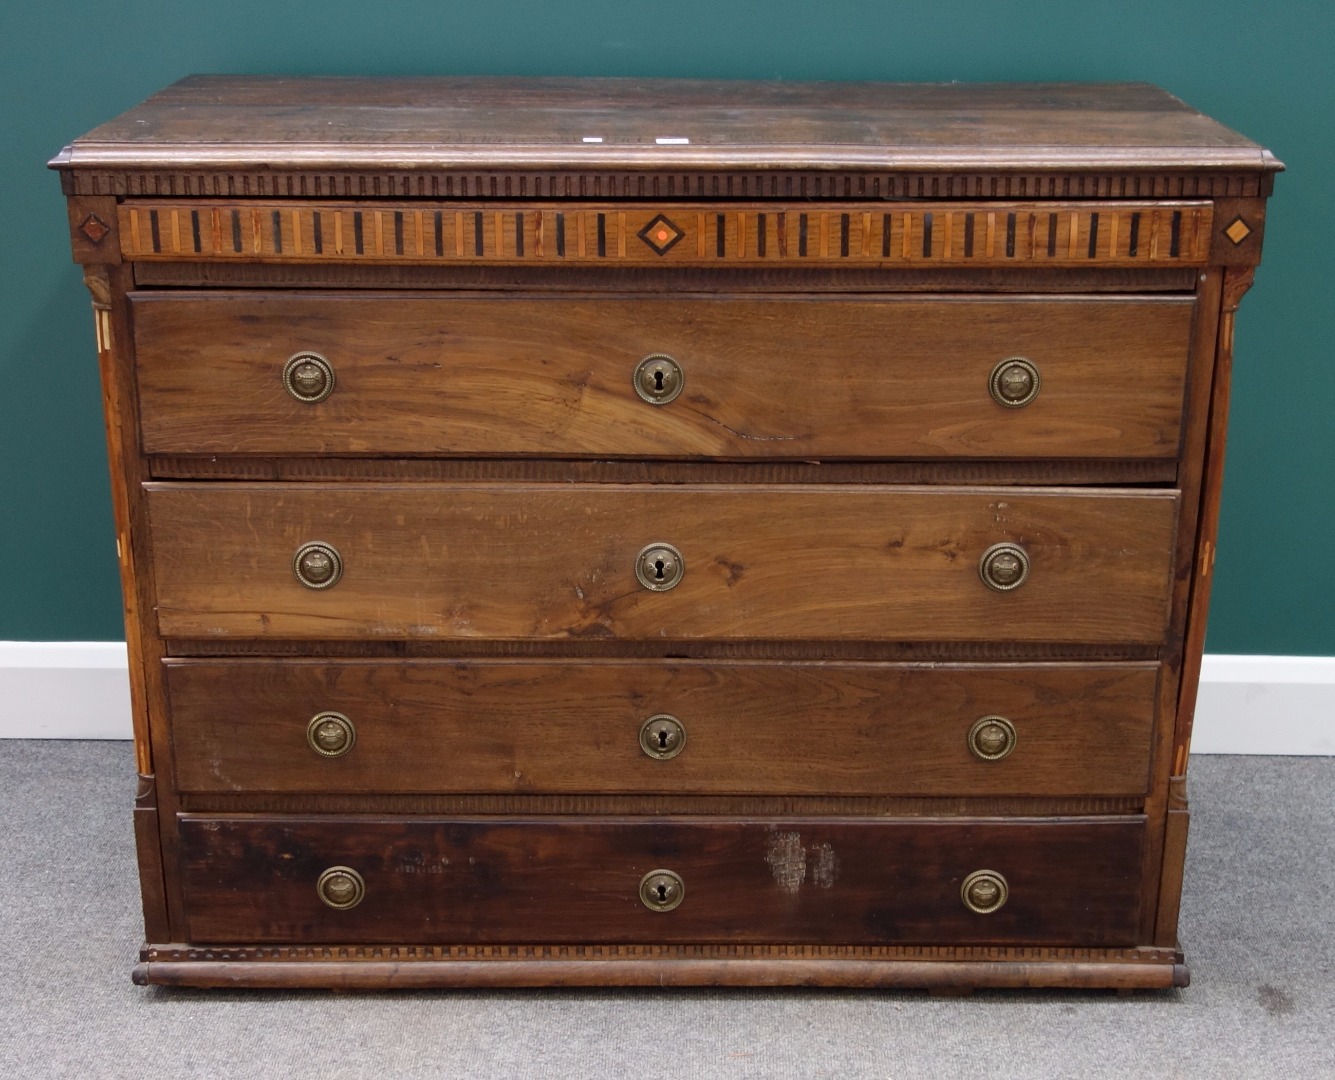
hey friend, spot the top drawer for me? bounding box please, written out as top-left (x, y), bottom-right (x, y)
top-left (131, 294), bottom-right (1193, 460)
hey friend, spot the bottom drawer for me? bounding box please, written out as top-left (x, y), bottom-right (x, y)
top-left (179, 816), bottom-right (1145, 946)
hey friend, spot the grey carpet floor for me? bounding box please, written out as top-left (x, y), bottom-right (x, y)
top-left (0, 743), bottom-right (1330, 1080)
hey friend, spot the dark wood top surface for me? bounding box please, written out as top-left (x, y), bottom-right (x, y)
top-left (52, 76), bottom-right (1278, 173)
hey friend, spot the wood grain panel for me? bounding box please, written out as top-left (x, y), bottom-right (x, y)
top-left (165, 659), bottom-right (1159, 797)
top-left (68, 78), bottom-right (1269, 166)
top-left (178, 815), bottom-right (1146, 946)
top-left (132, 293), bottom-right (1193, 460)
top-left (144, 483), bottom-right (1179, 643)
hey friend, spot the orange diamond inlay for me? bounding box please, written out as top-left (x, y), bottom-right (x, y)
top-left (637, 214), bottom-right (684, 256)
top-left (79, 213), bottom-right (110, 244)
top-left (1225, 217), bottom-right (1252, 245)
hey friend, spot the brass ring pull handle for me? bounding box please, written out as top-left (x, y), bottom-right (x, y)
top-left (978, 542), bottom-right (1029, 592)
top-left (639, 714), bottom-right (686, 760)
top-left (293, 541), bottom-right (343, 590)
top-left (307, 712), bottom-right (356, 758)
top-left (635, 543), bottom-right (685, 591)
top-left (968, 716), bottom-right (1017, 761)
top-left (961, 869), bottom-right (1008, 914)
top-left (633, 354), bottom-right (684, 405)
top-left (316, 866), bottom-right (365, 910)
top-left (639, 869), bottom-right (685, 912)
top-left (989, 357), bottom-right (1040, 408)
top-left (283, 352), bottom-right (336, 403)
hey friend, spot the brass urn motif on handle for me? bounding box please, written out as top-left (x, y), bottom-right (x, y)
top-left (961, 869), bottom-right (1008, 914)
top-left (307, 712), bottom-right (356, 758)
top-left (283, 352), bottom-right (336, 403)
top-left (989, 357), bottom-right (1041, 408)
top-left (968, 716), bottom-right (1017, 761)
top-left (316, 866), bottom-right (365, 910)
top-left (979, 542), bottom-right (1030, 592)
top-left (293, 541), bottom-right (343, 590)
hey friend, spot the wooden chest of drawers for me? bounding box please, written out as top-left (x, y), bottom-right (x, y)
top-left (53, 77), bottom-right (1278, 990)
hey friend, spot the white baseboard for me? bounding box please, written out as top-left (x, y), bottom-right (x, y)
top-left (0, 642), bottom-right (133, 739)
top-left (1190, 654), bottom-right (1335, 755)
top-left (0, 643), bottom-right (1331, 754)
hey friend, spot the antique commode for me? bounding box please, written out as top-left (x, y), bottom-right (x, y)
top-left (51, 77), bottom-right (1278, 989)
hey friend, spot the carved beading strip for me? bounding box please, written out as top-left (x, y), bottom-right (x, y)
top-left (164, 638), bottom-right (1161, 662)
top-left (147, 455), bottom-right (1177, 485)
top-left (132, 259), bottom-right (1201, 293)
top-left (117, 201), bottom-right (1213, 268)
top-left (74, 169), bottom-right (1263, 200)
top-left (177, 793), bottom-right (1144, 816)
top-left (143, 942), bottom-right (1180, 964)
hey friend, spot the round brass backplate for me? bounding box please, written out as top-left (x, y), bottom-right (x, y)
top-left (978, 542), bottom-right (1030, 592)
top-left (283, 351), bottom-right (336, 403)
top-left (639, 869), bottom-right (685, 912)
top-left (635, 543), bottom-right (685, 591)
top-left (968, 715), bottom-right (1017, 762)
top-left (632, 354), bottom-right (684, 405)
top-left (639, 714), bottom-right (686, 760)
top-left (293, 541), bottom-right (343, 590)
top-left (961, 869), bottom-right (1009, 914)
top-left (307, 712), bottom-right (356, 758)
top-left (989, 357), bottom-right (1040, 408)
top-left (317, 866), bottom-right (365, 910)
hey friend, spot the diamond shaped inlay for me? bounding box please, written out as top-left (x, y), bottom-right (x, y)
top-left (78, 213), bottom-right (111, 245)
top-left (637, 214), bottom-right (685, 256)
top-left (1225, 217), bottom-right (1252, 245)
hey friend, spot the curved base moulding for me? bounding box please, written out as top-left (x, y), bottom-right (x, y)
top-left (133, 944), bottom-right (1189, 991)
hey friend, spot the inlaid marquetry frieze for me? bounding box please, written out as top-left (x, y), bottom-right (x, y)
top-left (116, 201), bottom-right (1214, 268)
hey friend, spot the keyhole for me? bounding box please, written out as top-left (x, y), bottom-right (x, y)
top-left (653, 369), bottom-right (665, 392)
top-left (636, 543), bottom-right (683, 592)
top-left (657, 729), bottom-right (670, 748)
top-left (639, 868), bottom-right (683, 910)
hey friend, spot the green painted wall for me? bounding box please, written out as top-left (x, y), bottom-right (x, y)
top-left (2, 1), bottom-right (1330, 651)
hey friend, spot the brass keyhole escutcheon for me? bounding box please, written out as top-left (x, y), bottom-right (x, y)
top-left (632, 354), bottom-right (684, 405)
top-left (307, 712), bottom-right (356, 758)
top-left (968, 715), bottom-right (1017, 762)
top-left (283, 351), bottom-right (336, 403)
top-left (635, 543), bottom-right (685, 592)
top-left (639, 714), bottom-right (686, 760)
top-left (961, 869), bottom-right (1008, 915)
top-left (639, 869), bottom-right (685, 912)
top-left (989, 357), bottom-right (1040, 408)
top-left (316, 866), bottom-right (366, 910)
top-left (293, 541), bottom-right (343, 590)
top-left (978, 542), bottom-right (1030, 592)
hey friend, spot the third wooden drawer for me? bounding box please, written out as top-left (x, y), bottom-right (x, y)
top-left (165, 659), bottom-right (1159, 797)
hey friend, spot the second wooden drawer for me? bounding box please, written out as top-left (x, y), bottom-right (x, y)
top-left (145, 483), bottom-right (1179, 643)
